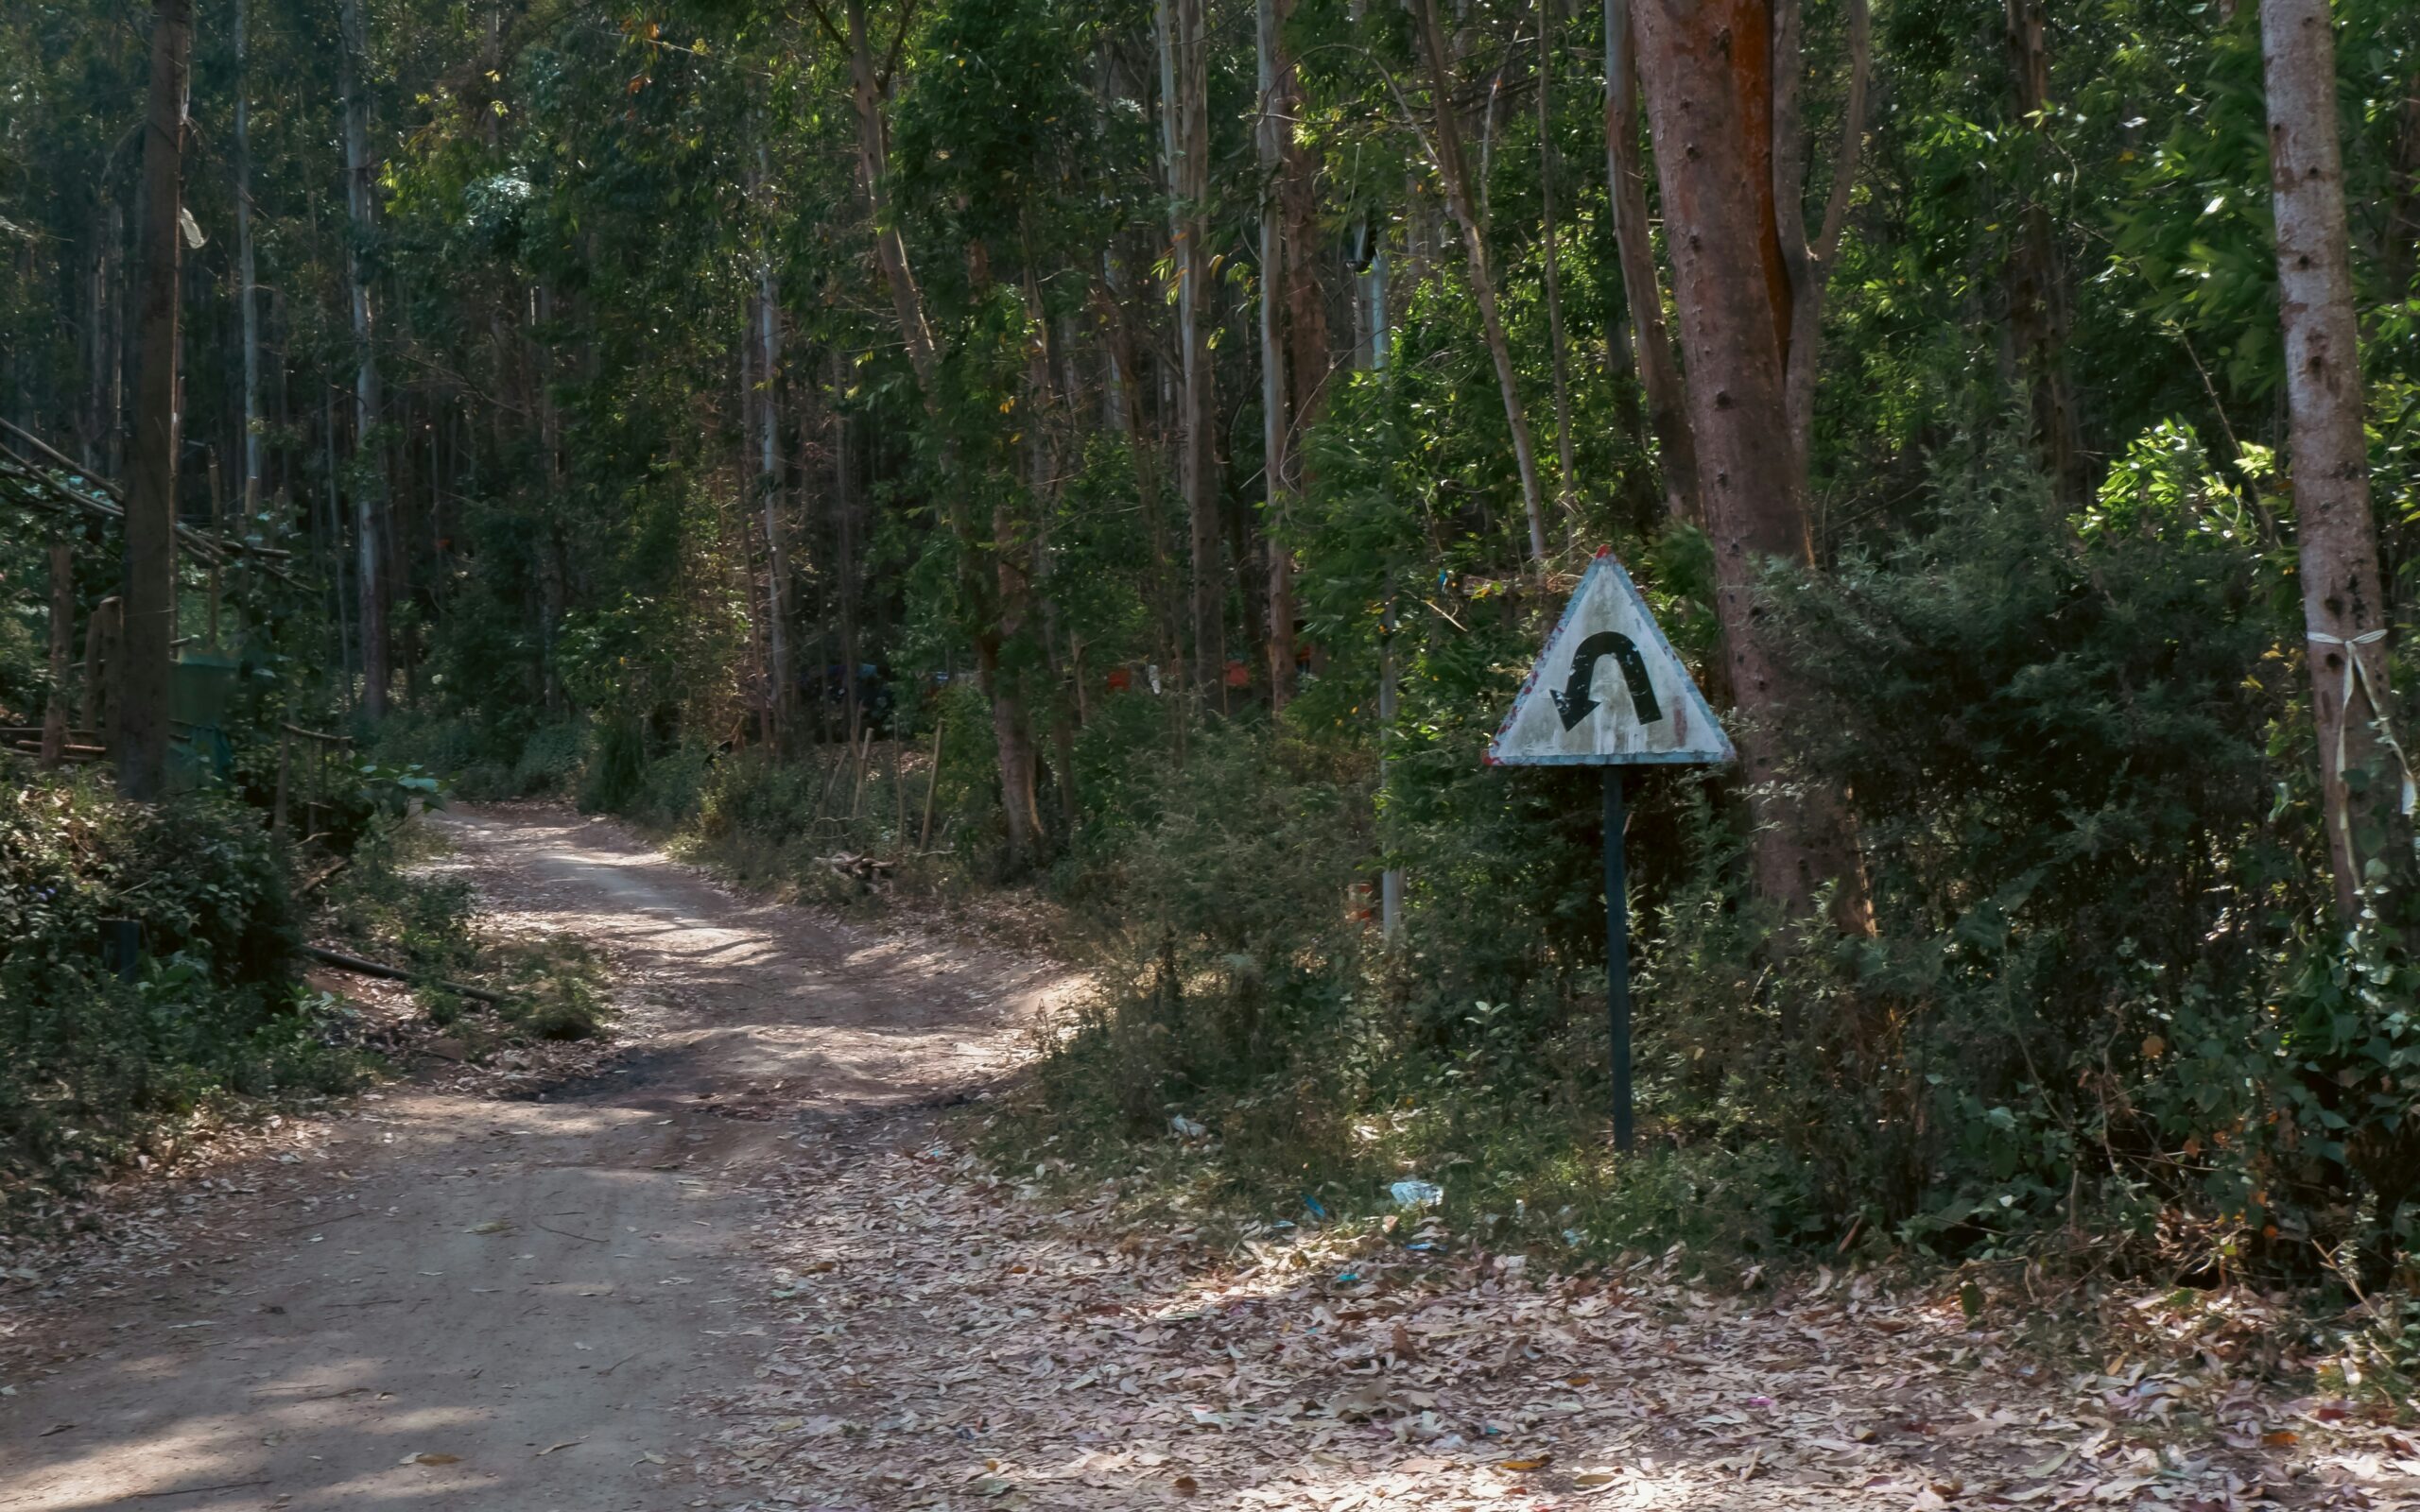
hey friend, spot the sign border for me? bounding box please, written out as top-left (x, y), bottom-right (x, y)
top-left (1484, 549), bottom-right (1736, 768)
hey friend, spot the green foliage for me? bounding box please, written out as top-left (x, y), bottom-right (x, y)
top-left (0, 765), bottom-right (360, 1217)
top-left (10, 0), bottom-right (2409, 1288)
top-left (321, 819), bottom-right (614, 1044)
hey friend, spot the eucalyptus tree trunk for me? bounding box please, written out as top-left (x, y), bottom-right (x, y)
top-left (752, 140), bottom-right (794, 746)
top-left (1628, 0), bottom-right (1872, 939)
top-left (84, 206), bottom-right (110, 469)
top-left (834, 370), bottom-right (861, 744)
top-left (234, 0), bottom-right (263, 515)
top-left (1160, 0), bottom-right (1222, 697)
top-left (1256, 0), bottom-right (1294, 708)
top-left (1275, 7), bottom-right (1328, 712)
top-left (119, 0), bottom-right (190, 802)
top-left (838, 0), bottom-right (1041, 872)
top-left (1411, 0), bottom-right (1549, 564)
top-left (1096, 256), bottom-right (1180, 677)
top-left (1536, 0), bottom-right (1577, 515)
top-left (2260, 0), bottom-right (2400, 920)
top-left (1770, 0), bottom-right (1870, 474)
top-left (339, 0), bottom-right (389, 718)
top-left (1600, 0), bottom-right (1696, 523)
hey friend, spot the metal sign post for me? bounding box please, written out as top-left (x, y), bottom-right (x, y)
top-left (1487, 549), bottom-right (1733, 1152)
top-left (1602, 766), bottom-right (1632, 1150)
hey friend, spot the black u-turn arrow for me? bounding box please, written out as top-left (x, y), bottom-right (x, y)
top-left (1551, 631), bottom-right (1663, 730)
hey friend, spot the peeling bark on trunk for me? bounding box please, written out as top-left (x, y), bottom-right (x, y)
top-left (119, 0), bottom-right (189, 801)
top-left (2261, 0), bottom-right (2400, 920)
top-left (1629, 0), bottom-right (1871, 939)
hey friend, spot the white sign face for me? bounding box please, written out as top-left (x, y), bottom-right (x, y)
top-left (1486, 552), bottom-right (1734, 766)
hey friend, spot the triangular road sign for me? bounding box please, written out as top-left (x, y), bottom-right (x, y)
top-left (1486, 551), bottom-right (1734, 766)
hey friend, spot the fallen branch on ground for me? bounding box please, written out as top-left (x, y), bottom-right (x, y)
top-left (300, 943), bottom-right (504, 1005)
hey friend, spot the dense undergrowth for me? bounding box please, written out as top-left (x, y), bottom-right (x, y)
top-left (388, 437), bottom-right (2420, 1294)
top-left (0, 752), bottom-right (607, 1230)
top-left (0, 762), bottom-right (358, 1221)
top-left (320, 820), bottom-right (615, 1046)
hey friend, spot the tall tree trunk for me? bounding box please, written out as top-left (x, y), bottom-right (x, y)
top-left (1160, 0), bottom-right (1222, 697)
top-left (1256, 0), bottom-right (1294, 708)
top-left (529, 283), bottom-right (566, 715)
top-left (1601, 0), bottom-right (1697, 523)
top-left (1537, 0), bottom-right (1578, 514)
top-left (107, 200), bottom-right (127, 481)
top-left (2001, 0), bottom-right (2088, 507)
top-left (119, 0), bottom-right (190, 802)
top-left (1028, 322), bottom-right (1080, 832)
top-left (1280, 78), bottom-right (1330, 448)
top-left (835, 0), bottom-right (1040, 872)
top-left (234, 0), bottom-right (263, 516)
top-left (1410, 0), bottom-right (1551, 564)
top-left (2261, 0), bottom-right (2401, 920)
top-left (84, 207), bottom-right (109, 470)
top-left (1096, 257), bottom-right (1180, 677)
top-left (339, 0), bottom-right (389, 718)
top-left (1629, 0), bottom-right (1871, 936)
top-left (1276, 2), bottom-right (1329, 712)
top-left (738, 290), bottom-right (767, 732)
top-left (752, 141), bottom-right (794, 747)
top-left (835, 374), bottom-right (861, 745)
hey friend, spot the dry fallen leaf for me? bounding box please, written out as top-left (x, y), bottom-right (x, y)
top-left (399, 1452), bottom-right (461, 1467)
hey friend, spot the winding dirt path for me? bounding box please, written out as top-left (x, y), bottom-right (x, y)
top-left (4, 809), bottom-right (2410, 1512)
top-left (0, 806), bottom-right (1063, 1511)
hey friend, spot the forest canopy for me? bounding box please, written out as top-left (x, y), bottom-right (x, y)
top-left (4, 0), bottom-right (2419, 1280)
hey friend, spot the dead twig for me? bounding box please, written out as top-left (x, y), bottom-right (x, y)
top-left (301, 943), bottom-right (503, 1005)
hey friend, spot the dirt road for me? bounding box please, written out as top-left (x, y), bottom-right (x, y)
top-left (0, 807), bottom-right (1061, 1511)
top-left (4, 809), bottom-right (2411, 1512)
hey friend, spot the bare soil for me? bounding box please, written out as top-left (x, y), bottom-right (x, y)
top-left (0, 805), bottom-right (1063, 1511)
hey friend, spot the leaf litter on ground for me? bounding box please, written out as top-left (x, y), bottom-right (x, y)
top-left (684, 1125), bottom-right (2414, 1510)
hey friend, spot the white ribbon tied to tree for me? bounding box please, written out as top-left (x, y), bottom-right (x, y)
top-left (2307, 627), bottom-right (2420, 859)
